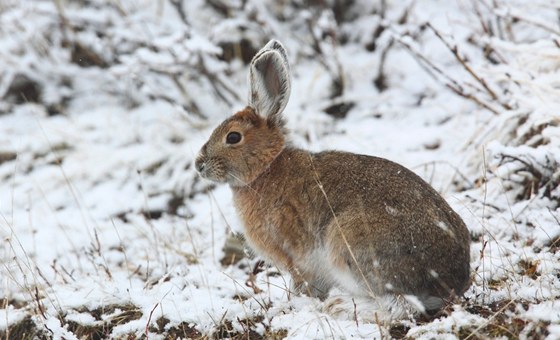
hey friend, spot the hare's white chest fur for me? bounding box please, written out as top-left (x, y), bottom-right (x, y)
top-left (196, 40), bottom-right (471, 321)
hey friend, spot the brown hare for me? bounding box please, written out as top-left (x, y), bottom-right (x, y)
top-left (195, 40), bottom-right (470, 322)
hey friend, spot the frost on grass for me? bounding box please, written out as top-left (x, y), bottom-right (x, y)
top-left (1, 0), bottom-right (559, 339)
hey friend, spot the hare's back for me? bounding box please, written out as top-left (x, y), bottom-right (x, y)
top-left (312, 151), bottom-right (453, 217)
top-left (311, 150), bottom-right (468, 242)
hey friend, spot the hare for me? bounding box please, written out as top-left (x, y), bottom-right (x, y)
top-left (195, 40), bottom-right (470, 321)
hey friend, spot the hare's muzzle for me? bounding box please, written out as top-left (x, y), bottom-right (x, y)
top-left (195, 156), bottom-right (205, 174)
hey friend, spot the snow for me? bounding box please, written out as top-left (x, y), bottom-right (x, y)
top-left (525, 301), bottom-right (560, 323)
top-left (0, 305), bottom-right (26, 330)
top-left (1, 0), bottom-right (559, 338)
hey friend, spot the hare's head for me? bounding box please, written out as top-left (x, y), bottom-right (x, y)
top-left (195, 40), bottom-right (291, 186)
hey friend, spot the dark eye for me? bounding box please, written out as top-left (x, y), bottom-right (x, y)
top-left (226, 131), bottom-right (242, 144)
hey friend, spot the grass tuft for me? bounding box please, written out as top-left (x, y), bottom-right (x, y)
top-left (458, 299), bottom-right (551, 339)
top-left (0, 316), bottom-right (49, 340)
top-left (150, 318), bottom-right (206, 339)
top-left (63, 303), bottom-right (143, 339)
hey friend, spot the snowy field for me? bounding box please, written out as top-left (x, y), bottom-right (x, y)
top-left (1, 0), bottom-right (559, 338)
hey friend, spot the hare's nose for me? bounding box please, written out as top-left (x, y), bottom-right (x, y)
top-left (195, 157), bottom-right (205, 173)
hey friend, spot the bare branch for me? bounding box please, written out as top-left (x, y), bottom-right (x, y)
top-left (394, 34), bottom-right (502, 115)
top-left (426, 23), bottom-right (513, 111)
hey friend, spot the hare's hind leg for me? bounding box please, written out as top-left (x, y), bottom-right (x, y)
top-left (291, 274), bottom-right (332, 300)
top-left (323, 294), bottom-right (417, 323)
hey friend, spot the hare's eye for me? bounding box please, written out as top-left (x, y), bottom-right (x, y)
top-left (226, 131), bottom-right (242, 144)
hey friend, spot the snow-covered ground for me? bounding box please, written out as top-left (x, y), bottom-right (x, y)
top-left (1, 0), bottom-right (559, 338)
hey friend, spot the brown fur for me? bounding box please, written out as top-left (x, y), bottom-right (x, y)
top-left (230, 146), bottom-right (470, 308)
top-left (195, 40), bottom-right (471, 319)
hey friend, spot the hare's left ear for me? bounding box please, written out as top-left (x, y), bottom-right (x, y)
top-left (249, 40), bottom-right (291, 125)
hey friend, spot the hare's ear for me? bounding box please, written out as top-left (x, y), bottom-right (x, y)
top-left (249, 40), bottom-right (291, 126)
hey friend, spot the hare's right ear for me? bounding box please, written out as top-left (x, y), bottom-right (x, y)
top-left (249, 40), bottom-right (291, 126)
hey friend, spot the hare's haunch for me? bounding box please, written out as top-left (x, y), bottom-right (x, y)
top-left (196, 40), bottom-right (470, 322)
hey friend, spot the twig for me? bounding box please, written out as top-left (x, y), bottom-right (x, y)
top-left (464, 299), bottom-right (516, 339)
top-left (145, 302), bottom-right (159, 339)
top-left (34, 287), bottom-right (47, 319)
top-left (108, 0), bottom-right (127, 16)
top-left (464, 194), bottom-right (503, 212)
top-left (111, 219), bottom-right (132, 291)
top-left (412, 160), bottom-right (475, 191)
top-left (481, 147), bottom-right (489, 298)
top-left (206, 0), bottom-right (236, 16)
top-left (169, 0), bottom-right (189, 25)
top-left (305, 12), bottom-right (345, 98)
top-left (498, 154), bottom-right (541, 179)
top-left (492, 6), bottom-right (560, 37)
top-left (352, 298), bottom-right (359, 327)
top-left (471, 0), bottom-right (491, 35)
top-left (426, 23), bottom-right (513, 111)
top-left (394, 33), bottom-right (502, 115)
top-left (197, 55), bottom-right (241, 105)
top-left (53, 0), bottom-right (70, 41)
top-left (92, 229), bottom-right (113, 279)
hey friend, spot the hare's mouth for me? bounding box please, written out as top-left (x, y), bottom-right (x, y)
top-left (195, 158), bottom-right (212, 180)
top-left (196, 165), bottom-right (218, 182)
top-left (195, 159), bottom-right (228, 183)
top-left (197, 169), bottom-right (225, 183)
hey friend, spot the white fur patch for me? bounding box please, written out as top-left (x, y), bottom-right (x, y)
top-left (403, 294), bottom-right (426, 314)
top-left (385, 204), bottom-right (399, 216)
top-left (436, 220), bottom-right (456, 238)
top-left (330, 265), bottom-right (365, 296)
top-left (302, 247), bottom-right (333, 280)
